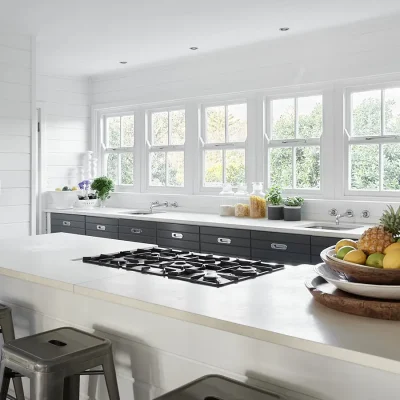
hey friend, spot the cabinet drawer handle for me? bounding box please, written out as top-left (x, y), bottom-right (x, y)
top-left (131, 228), bottom-right (142, 234)
top-left (62, 221), bottom-right (71, 227)
top-left (271, 243), bottom-right (287, 251)
top-left (172, 232), bottom-right (183, 239)
top-left (218, 238), bottom-right (231, 245)
top-left (97, 225), bottom-right (106, 231)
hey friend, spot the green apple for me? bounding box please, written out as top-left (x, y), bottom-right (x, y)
top-left (366, 252), bottom-right (385, 268)
top-left (337, 246), bottom-right (355, 260)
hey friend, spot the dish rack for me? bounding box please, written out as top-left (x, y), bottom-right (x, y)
top-left (74, 198), bottom-right (98, 209)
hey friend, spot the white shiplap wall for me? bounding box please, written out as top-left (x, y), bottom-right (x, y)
top-left (0, 35), bottom-right (32, 238)
top-left (37, 75), bottom-right (90, 190)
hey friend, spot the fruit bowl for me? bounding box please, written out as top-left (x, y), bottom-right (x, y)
top-left (320, 246), bottom-right (400, 285)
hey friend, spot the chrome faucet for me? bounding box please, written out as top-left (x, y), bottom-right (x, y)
top-left (150, 200), bottom-right (168, 212)
top-left (329, 208), bottom-right (354, 225)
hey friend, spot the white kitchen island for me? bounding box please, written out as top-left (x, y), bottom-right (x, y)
top-left (0, 233), bottom-right (399, 400)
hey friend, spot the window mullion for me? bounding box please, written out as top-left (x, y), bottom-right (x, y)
top-left (292, 146), bottom-right (296, 189)
top-left (379, 143), bottom-right (384, 191)
top-left (294, 97), bottom-right (298, 138)
top-left (165, 151), bottom-right (169, 187)
top-left (117, 153), bottom-right (121, 185)
top-left (222, 149), bottom-right (226, 184)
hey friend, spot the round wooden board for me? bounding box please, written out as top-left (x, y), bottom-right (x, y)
top-left (305, 275), bottom-right (400, 321)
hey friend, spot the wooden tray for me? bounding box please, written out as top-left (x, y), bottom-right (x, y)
top-left (305, 275), bottom-right (400, 321)
top-left (320, 246), bottom-right (400, 285)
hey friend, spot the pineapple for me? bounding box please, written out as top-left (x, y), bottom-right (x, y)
top-left (358, 206), bottom-right (400, 255)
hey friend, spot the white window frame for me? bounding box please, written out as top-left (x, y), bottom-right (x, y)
top-left (199, 99), bottom-right (249, 193)
top-left (264, 89), bottom-right (326, 197)
top-left (99, 108), bottom-right (139, 192)
top-left (344, 81), bottom-right (400, 198)
top-left (145, 106), bottom-right (187, 193)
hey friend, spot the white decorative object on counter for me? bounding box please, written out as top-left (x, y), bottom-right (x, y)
top-left (47, 191), bottom-right (78, 209)
top-left (74, 198), bottom-right (98, 209)
top-left (219, 184), bottom-right (235, 216)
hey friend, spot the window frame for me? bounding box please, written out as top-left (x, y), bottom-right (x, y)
top-left (101, 109), bottom-right (137, 191)
top-left (344, 81), bottom-right (400, 198)
top-left (264, 89), bottom-right (326, 197)
top-left (145, 105), bottom-right (187, 193)
top-left (199, 99), bottom-right (249, 193)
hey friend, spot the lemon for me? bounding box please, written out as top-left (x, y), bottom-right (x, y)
top-left (383, 242), bottom-right (400, 255)
top-left (55, 187), bottom-right (62, 191)
top-left (383, 249), bottom-right (400, 269)
top-left (335, 239), bottom-right (357, 253)
top-left (336, 246), bottom-right (355, 260)
top-left (343, 249), bottom-right (367, 265)
top-left (71, 186), bottom-right (78, 191)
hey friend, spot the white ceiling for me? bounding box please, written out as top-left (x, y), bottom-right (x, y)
top-left (2, 0), bottom-right (400, 78)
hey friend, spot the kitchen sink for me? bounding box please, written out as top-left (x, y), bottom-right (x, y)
top-left (302, 224), bottom-right (362, 231)
top-left (118, 210), bottom-right (166, 215)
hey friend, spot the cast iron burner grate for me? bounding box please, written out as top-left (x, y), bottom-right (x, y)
top-left (82, 247), bottom-right (284, 287)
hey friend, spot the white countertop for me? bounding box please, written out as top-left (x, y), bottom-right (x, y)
top-left (1, 233), bottom-right (400, 376)
top-left (45, 207), bottom-right (370, 238)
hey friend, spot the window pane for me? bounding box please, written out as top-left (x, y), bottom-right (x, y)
top-left (296, 146), bottom-right (320, 189)
top-left (272, 98), bottom-right (295, 140)
top-left (204, 150), bottom-right (223, 187)
top-left (350, 144), bottom-right (379, 190)
top-left (298, 96), bottom-right (323, 139)
top-left (170, 110), bottom-right (185, 145)
top-left (167, 152), bottom-right (184, 187)
top-left (150, 152), bottom-right (166, 186)
top-left (227, 104), bottom-right (247, 142)
top-left (106, 153), bottom-right (118, 184)
top-left (206, 106), bottom-right (225, 143)
top-left (106, 117), bottom-right (121, 148)
top-left (121, 115), bottom-right (134, 147)
top-left (269, 148), bottom-right (292, 188)
top-left (226, 149), bottom-right (245, 186)
top-left (351, 90), bottom-right (381, 136)
top-left (383, 143), bottom-right (400, 190)
top-left (385, 88), bottom-right (400, 135)
top-left (121, 153), bottom-right (134, 185)
top-left (152, 112), bottom-right (168, 145)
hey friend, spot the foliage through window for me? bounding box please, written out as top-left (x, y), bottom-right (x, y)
top-left (149, 110), bottom-right (185, 187)
top-left (268, 95), bottom-right (322, 190)
top-left (105, 115), bottom-right (134, 185)
top-left (348, 87), bottom-right (400, 191)
top-left (202, 103), bottom-right (247, 187)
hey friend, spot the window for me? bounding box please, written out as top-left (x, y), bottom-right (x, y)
top-left (104, 114), bottom-right (135, 185)
top-left (267, 95), bottom-right (323, 190)
top-left (148, 109), bottom-right (185, 187)
top-left (346, 87), bottom-right (400, 192)
top-left (201, 103), bottom-right (247, 188)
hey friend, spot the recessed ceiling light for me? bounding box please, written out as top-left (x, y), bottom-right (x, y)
top-left (119, 61), bottom-right (128, 64)
top-left (189, 47), bottom-right (198, 51)
top-left (279, 27), bottom-right (289, 32)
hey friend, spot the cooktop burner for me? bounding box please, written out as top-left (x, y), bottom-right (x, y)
top-left (82, 247), bottom-right (284, 287)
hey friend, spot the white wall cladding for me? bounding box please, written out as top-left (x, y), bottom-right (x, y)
top-left (37, 75), bottom-right (90, 189)
top-left (91, 15), bottom-right (400, 105)
top-left (0, 34), bottom-right (32, 238)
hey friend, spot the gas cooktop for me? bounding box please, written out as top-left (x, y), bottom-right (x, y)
top-left (82, 247), bottom-right (284, 287)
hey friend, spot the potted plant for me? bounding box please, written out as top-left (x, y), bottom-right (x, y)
top-left (91, 176), bottom-right (115, 208)
top-left (266, 186), bottom-right (284, 220)
top-left (283, 196), bottom-right (304, 221)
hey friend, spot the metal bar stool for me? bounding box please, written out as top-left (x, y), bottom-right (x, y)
top-left (0, 327), bottom-right (120, 400)
top-left (0, 305), bottom-right (24, 400)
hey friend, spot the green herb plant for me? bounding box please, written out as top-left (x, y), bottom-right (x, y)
top-left (266, 186), bottom-right (283, 206)
top-left (91, 176), bottom-right (115, 201)
top-left (284, 196), bottom-right (304, 207)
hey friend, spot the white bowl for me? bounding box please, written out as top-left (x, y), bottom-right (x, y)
top-left (315, 263), bottom-right (400, 300)
top-left (47, 191), bottom-right (78, 209)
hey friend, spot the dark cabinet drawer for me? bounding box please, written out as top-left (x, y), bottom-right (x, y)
top-left (252, 239), bottom-right (309, 254)
top-left (252, 249), bottom-right (310, 265)
top-left (311, 236), bottom-right (337, 255)
top-left (251, 231), bottom-right (310, 245)
top-left (86, 222), bottom-right (118, 233)
top-left (86, 230), bottom-right (118, 239)
top-left (200, 226), bottom-right (250, 239)
top-left (52, 213), bottom-right (85, 223)
top-left (200, 234), bottom-right (250, 248)
top-left (119, 225), bottom-right (156, 238)
top-left (200, 243), bottom-right (250, 258)
top-left (119, 219), bottom-right (157, 230)
top-left (158, 230), bottom-right (199, 242)
top-left (157, 238), bottom-right (200, 252)
top-left (86, 216), bottom-right (118, 226)
top-left (52, 219), bottom-right (85, 230)
top-left (311, 255), bottom-right (323, 264)
top-left (157, 223), bottom-right (199, 234)
top-left (119, 233), bottom-right (156, 245)
top-left (51, 226), bottom-right (85, 235)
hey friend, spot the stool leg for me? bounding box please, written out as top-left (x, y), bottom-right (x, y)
top-left (0, 362), bottom-right (11, 400)
top-left (102, 352), bottom-right (120, 400)
top-left (31, 372), bottom-right (64, 400)
top-left (63, 375), bottom-right (80, 400)
top-left (0, 314), bottom-right (25, 400)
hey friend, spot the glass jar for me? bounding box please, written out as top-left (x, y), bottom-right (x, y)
top-left (234, 185), bottom-right (250, 217)
top-left (249, 182), bottom-right (266, 218)
top-left (219, 184), bottom-right (235, 216)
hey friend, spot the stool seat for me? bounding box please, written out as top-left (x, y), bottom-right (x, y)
top-left (4, 327), bottom-right (111, 373)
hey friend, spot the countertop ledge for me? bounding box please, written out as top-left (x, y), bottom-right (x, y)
top-left (45, 208), bottom-right (371, 238)
top-left (1, 233), bottom-right (400, 377)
